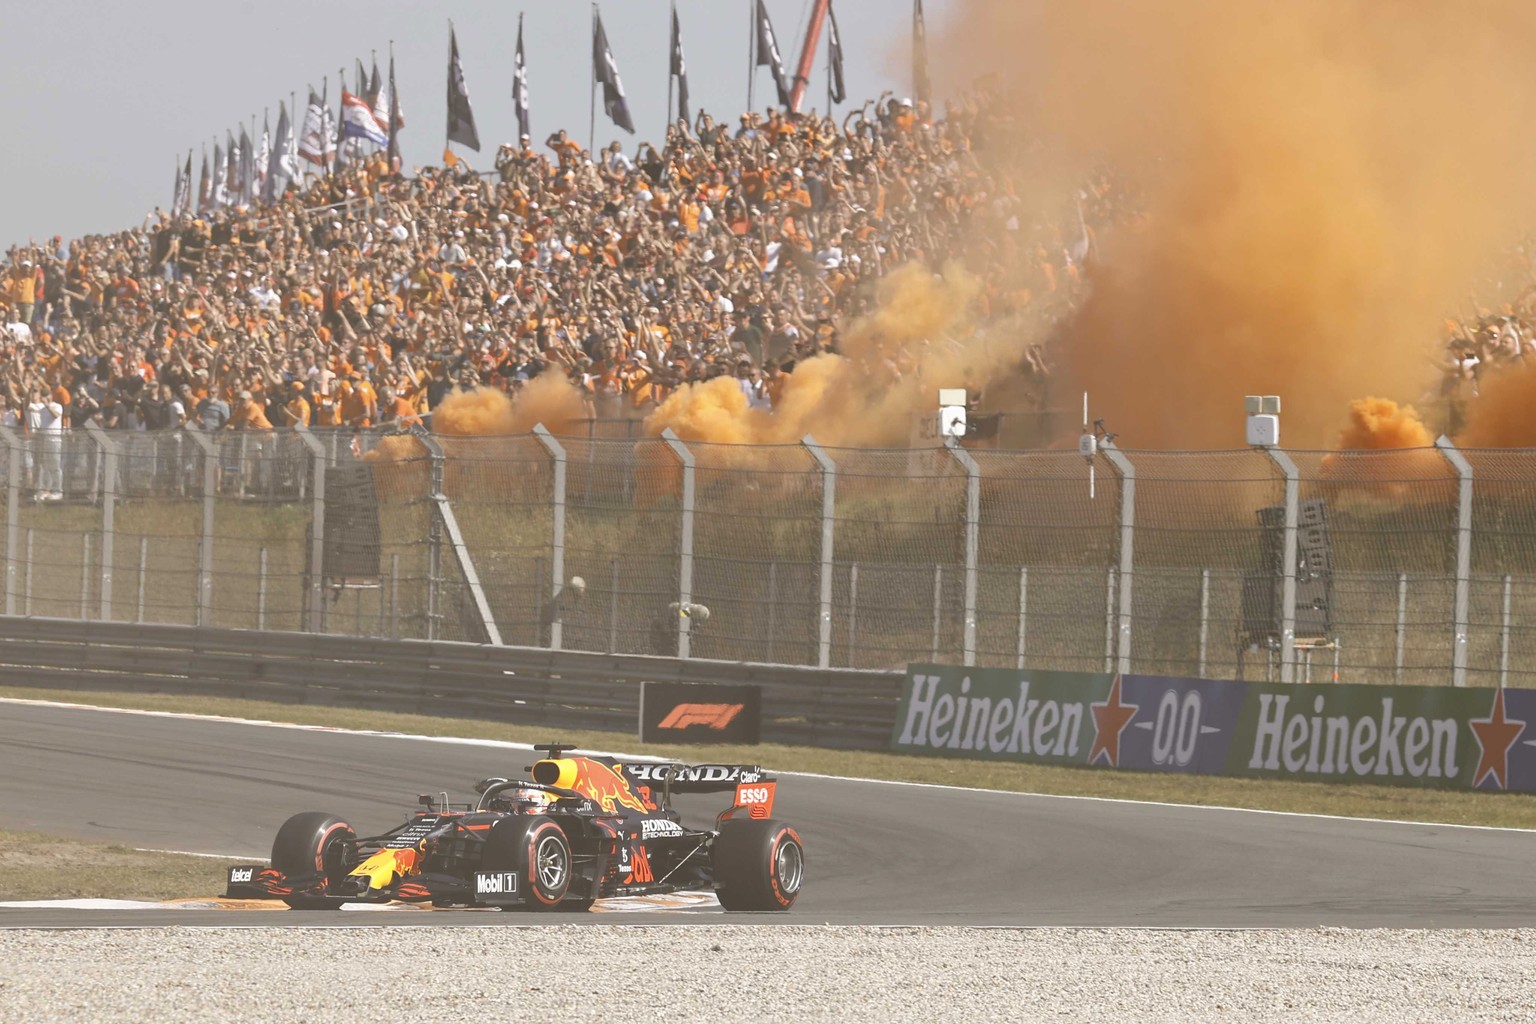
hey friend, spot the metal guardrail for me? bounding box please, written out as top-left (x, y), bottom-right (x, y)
top-left (0, 617), bottom-right (903, 751)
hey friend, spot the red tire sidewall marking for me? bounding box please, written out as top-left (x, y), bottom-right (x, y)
top-left (767, 826), bottom-right (803, 907)
top-left (315, 822), bottom-right (350, 875)
top-left (527, 822), bottom-right (564, 905)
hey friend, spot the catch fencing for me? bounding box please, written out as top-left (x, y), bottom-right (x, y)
top-left (1, 424), bottom-right (1532, 688)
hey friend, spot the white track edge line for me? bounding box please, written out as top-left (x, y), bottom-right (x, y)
top-left (5, 695), bottom-right (1533, 835)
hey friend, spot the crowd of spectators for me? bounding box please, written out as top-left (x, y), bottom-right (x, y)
top-left (0, 82), bottom-right (1102, 482)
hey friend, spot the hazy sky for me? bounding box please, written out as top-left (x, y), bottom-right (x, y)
top-left (2, 0), bottom-right (958, 249)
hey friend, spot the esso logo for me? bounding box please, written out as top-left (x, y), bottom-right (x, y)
top-left (738, 786), bottom-right (771, 805)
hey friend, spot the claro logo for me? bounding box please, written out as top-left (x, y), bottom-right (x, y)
top-left (657, 703), bottom-right (745, 730)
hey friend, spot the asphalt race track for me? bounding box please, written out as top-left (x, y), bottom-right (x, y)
top-left (2, 699), bottom-right (1534, 928)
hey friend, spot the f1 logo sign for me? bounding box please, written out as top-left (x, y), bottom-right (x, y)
top-left (658, 703), bottom-right (744, 730)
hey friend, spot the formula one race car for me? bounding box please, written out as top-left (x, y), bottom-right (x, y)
top-left (224, 744), bottom-right (803, 912)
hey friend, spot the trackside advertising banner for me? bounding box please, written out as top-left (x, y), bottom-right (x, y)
top-left (893, 665), bottom-right (1536, 792)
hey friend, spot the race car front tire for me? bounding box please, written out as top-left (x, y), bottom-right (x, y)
top-left (712, 818), bottom-right (803, 911)
top-left (271, 812), bottom-right (356, 910)
top-left (481, 816), bottom-right (573, 910)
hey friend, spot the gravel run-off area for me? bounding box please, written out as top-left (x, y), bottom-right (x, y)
top-left (3, 926), bottom-right (1535, 1022)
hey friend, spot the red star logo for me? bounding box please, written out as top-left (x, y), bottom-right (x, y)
top-left (1088, 674), bottom-right (1139, 767)
top-left (1470, 688), bottom-right (1526, 790)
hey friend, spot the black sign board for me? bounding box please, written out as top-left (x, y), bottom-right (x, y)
top-left (639, 681), bottom-right (762, 745)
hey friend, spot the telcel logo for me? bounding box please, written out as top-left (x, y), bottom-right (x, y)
top-left (229, 868), bottom-right (254, 884)
top-left (475, 871), bottom-right (518, 895)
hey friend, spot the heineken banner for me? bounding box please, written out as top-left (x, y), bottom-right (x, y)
top-left (893, 665), bottom-right (1536, 792)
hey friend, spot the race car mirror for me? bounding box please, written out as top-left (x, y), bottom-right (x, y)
top-left (638, 681), bottom-right (762, 744)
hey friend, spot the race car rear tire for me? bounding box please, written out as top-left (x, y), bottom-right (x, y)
top-left (712, 818), bottom-right (803, 911)
top-left (481, 816), bottom-right (573, 910)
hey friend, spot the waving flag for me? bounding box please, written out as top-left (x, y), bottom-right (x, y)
top-left (446, 25), bottom-right (481, 151)
top-left (298, 89), bottom-right (334, 167)
top-left (172, 157), bottom-right (188, 217)
top-left (212, 143), bottom-right (228, 207)
top-left (913, 0), bottom-right (931, 107)
top-left (593, 9), bottom-right (635, 134)
top-left (828, 1), bottom-right (847, 105)
top-left (197, 150), bottom-right (211, 213)
top-left (255, 116), bottom-right (271, 202)
top-left (670, 4), bottom-right (690, 124)
top-left (386, 52), bottom-right (402, 169)
top-left (513, 14), bottom-right (531, 140)
top-left (755, 0), bottom-right (791, 108)
top-left (266, 102), bottom-right (295, 200)
top-left (342, 90), bottom-right (388, 146)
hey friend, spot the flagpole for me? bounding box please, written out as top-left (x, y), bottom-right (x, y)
top-left (590, 5), bottom-right (598, 154)
top-left (667, 1), bottom-right (675, 129)
top-left (388, 40), bottom-right (400, 175)
top-left (445, 22), bottom-right (453, 164)
top-left (747, 0), bottom-right (756, 114)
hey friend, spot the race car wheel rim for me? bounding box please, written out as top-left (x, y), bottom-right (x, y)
top-left (775, 837), bottom-right (804, 895)
top-left (535, 834), bottom-right (568, 891)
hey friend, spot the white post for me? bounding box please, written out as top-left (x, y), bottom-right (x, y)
top-left (1198, 568), bottom-right (1211, 678)
top-left (1016, 566), bottom-right (1028, 670)
top-left (660, 429), bottom-right (695, 659)
top-left (802, 434), bottom-right (837, 669)
top-left (1101, 440), bottom-right (1136, 675)
top-left (1395, 572), bottom-right (1408, 685)
top-left (533, 424), bottom-right (568, 651)
top-left (137, 536), bottom-right (148, 624)
top-left (0, 426), bottom-right (20, 616)
top-left (1435, 436), bottom-right (1472, 687)
top-left (945, 438), bottom-right (981, 666)
top-left (1260, 446), bottom-right (1300, 683)
top-left (1501, 574), bottom-right (1513, 688)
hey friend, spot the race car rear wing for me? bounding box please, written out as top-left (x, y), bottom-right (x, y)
top-left (622, 762), bottom-right (770, 794)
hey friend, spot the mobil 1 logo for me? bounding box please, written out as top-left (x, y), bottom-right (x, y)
top-left (474, 871), bottom-right (519, 901)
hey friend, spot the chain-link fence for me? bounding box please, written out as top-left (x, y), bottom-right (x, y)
top-left (1, 425), bottom-right (1530, 687)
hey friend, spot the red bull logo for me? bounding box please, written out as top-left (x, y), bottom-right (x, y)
top-left (348, 848), bottom-right (419, 890)
top-left (534, 757), bottom-right (651, 814)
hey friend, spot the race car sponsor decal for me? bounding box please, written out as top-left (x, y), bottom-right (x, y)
top-left (385, 814), bottom-right (442, 849)
top-left (733, 781), bottom-right (776, 819)
top-left (227, 867), bottom-right (255, 884)
top-left (639, 818), bottom-right (687, 839)
top-left (624, 763), bottom-right (764, 787)
top-left (473, 871), bottom-right (519, 897)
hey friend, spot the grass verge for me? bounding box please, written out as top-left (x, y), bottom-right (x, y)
top-left (0, 829), bottom-right (245, 902)
top-left (7, 685), bottom-right (1536, 831)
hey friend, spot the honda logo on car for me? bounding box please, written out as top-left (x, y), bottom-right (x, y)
top-left (475, 871), bottom-right (518, 896)
top-left (897, 673), bottom-right (1085, 758)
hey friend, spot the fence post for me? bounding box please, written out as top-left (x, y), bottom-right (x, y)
top-left (1198, 568), bottom-right (1210, 678)
top-left (1395, 572), bottom-right (1408, 685)
top-left (1016, 567), bottom-right (1028, 670)
top-left (1260, 446), bottom-right (1300, 684)
top-left (1101, 441), bottom-right (1136, 675)
top-left (931, 564), bottom-right (943, 662)
top-left (848, 562), bottom-right (859, 667)
top-left (183, 429), bottom-right (218, 627)
top-left (1104, 567), bottom-right (1116, 673)
top-left (802, 434), bottom-right (836, 669)
top-left (417, 432), bottom-right (501, 646)
top-left (608, 557), bottom-right (620, 653)
top-left (533, 424), bottom-right (567, 651)
top-left (0, 426), bottom-right (20, 616)
top-left (660, 429), bottom-right (695, 659)
top-left (257, 547), bottom-right (268, 632)
top-left (137, 537), bottom-right (148, 624)
top-left (1501, 574), bottom-right (1513, 688)
top-left (1435, 436), bottom-right (1472, 688)
top-left (945, 438), bottom-right (981, 667)
top-left (85, 423), bottom-right (117, 621)
top-left (24, 528), bottom-right (32, 615)
top-left (293, 424), bottom-right (326, 633)
top-left (81, 533), bottom-right (92, 620)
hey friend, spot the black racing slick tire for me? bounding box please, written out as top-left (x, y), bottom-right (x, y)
top-left (271, 812), bottom-right (356, 911)
top-left (481, 816), bottom-right (573, 910)
top-left (712, 818), bottom-right (804, 911)
top-left (271, 812), bottom-right (356, 878)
